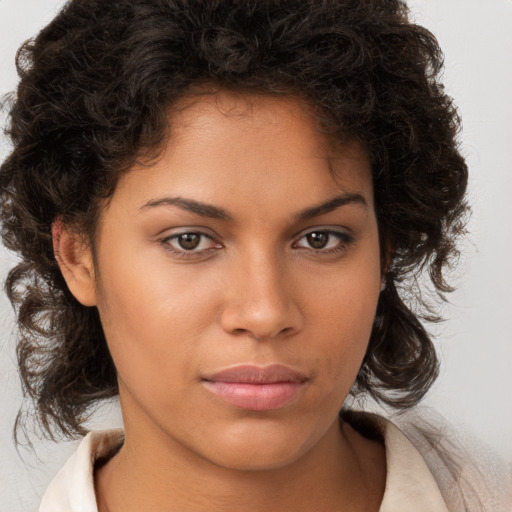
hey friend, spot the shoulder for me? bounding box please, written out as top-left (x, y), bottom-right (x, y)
top-left (393, 412), bottom-right (512, 512)
top-left (347, 408), bottom-right (512, 512)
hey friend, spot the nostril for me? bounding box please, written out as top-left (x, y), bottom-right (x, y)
top-left (235, 325), bottom-right (296, 340)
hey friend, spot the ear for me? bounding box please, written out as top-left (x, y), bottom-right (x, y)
top-left (52, 219), bottom-right (97, 306)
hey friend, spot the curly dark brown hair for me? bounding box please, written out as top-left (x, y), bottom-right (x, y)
top-left (1, 0), bottom-right (468, 440)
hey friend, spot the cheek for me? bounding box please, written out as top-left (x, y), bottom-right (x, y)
top-left (93, 251), bottom-right (220, 394)
top-left (316, 298), bottom-right (375, 378)
top-left (305, 263), bottom-right (380, 381)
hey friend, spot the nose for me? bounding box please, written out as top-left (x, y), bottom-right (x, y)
top-left (220, 250), bottom-right (304, 340)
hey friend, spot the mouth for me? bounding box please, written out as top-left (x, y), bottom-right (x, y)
top-left (201, 364), bottom-right (308, 411)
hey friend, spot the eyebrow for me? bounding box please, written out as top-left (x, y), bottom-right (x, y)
top-left (140, 192), bottom-right (367, 222)
top-left (141, 197), bottom-right (232, 220)
top-left (295, 193), bottom-right (367, 221)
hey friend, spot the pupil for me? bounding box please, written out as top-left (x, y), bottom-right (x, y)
top-left (307, 232), bottom-right (328, 249)
top-left (179, 233), bottom-right (200, 250)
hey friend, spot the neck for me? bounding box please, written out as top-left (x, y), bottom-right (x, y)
top-left (95, 417), bottom-right (385, 512)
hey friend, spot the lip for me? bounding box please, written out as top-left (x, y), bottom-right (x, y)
top-left (202, 364), bottom-right (308, 411)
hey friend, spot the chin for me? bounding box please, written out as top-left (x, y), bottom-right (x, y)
top-left (198, 421), bottom-right (318, 472)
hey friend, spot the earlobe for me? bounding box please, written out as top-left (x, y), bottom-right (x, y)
top-left (52, 219), bottom-right (98, 306)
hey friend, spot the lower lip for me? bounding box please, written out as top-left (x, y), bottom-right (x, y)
top-left (202, 381), bottom-right (305, 411)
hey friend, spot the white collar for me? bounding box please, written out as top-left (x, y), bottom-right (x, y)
top-left (378, 418), bottom-right (449, 512)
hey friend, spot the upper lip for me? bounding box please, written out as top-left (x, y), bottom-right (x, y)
top-left (202, 364), bottom-right (308, 384)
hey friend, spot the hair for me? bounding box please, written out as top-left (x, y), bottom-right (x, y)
top-left (1, 0), bottom-right (468, 440)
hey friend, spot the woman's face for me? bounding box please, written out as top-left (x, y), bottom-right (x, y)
top-left (87, 92), bottom-right (382, 470)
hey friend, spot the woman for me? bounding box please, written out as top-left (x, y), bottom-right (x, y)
top-left (0, 0), bottom-right (509, 511)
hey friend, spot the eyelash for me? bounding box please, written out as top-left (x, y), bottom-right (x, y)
top-left (159, 229), bottom-right (355, 259)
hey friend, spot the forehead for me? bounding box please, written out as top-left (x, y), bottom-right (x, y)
top-left (113, 91), bottom-right (373, 215)
top-left (169, 90), bottom-right (352, 159)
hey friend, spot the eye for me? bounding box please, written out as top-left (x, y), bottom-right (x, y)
top-left (294, 229), bottom-right (353, 253)
top-left (161, 231), bottom-right (221, 256)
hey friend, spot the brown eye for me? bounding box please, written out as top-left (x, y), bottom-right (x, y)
top-left (306, 232), bottom-right (329, 249)
top-left (177, 233), bottom-right (201, 250)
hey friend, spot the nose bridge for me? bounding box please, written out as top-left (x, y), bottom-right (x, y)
top-left (221, 243), bottom-right (301, 339)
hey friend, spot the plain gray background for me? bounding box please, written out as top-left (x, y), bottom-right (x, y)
top-left (1, 0), bottom-right (511, 510)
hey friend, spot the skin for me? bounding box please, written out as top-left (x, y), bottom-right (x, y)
top-left (57, 92), bottom-right (386, 511)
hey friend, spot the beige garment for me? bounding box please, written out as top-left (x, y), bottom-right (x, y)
top-left (39, 415), bottom-right (453, 512)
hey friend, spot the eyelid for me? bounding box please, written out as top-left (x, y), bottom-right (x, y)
top-left (154, 223), bottom-right (220, 239)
